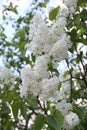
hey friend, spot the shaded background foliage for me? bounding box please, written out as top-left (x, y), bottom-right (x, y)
top-left (0, 0), bottom-right (87, 130)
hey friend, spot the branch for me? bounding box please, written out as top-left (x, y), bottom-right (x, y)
top-left (23, 112), bottom-right (32, 130)
top-left (66, 60), bottom-right (73, 103)
top-left (37, 96), bottom-right (47, 115)
top-left (73, 43), bottom-right (87, 85)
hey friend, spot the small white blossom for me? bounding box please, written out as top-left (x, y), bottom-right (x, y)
top-left (65, 112), bottom-right (79, 129)
top-left (20, 66), bottom-right (42, 96)
top-left (34, 55), bottom-right (50, 79)
top-left (56, 100), bottom-right (72, 115)
top-left (49, 17), bottom-right (67, 43)
top-left (49, 38), bottom-right (68, 61)
top-left (63, 0), bottom-right (78, 14)
top-left (57, 3), bottom-right (69, 18)
top-left (39, 76), bottom-right (59, 101)
top-left (26, 13), bottom-right (51, 55)
top-left (0, 67), bottom-right (16, 84)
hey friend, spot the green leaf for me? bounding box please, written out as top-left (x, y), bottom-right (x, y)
top-left (78, 0), bottom-right (87, 7)
top-left (78, 80), bottom-right (86, 89)
top-left (47, 127), bottom-right (55, 130)
top-left (63, 70), bottom-right (70, 77)
top-left (31, 53), bottom-right (36, 62)
top-left (19, 41), bottom-right (26, 51)
top-left (34, 114), bottom-right (46, 130)
top-left (46, 101), bottom-right (51, 111)
top-left (19, 27), bottom-right (25, 40)
top-left (49, 6), bottom-right (60, 21)
top-left (12, 100), bottom-right (22, 119)
top-left (2, 15), bottom-right (6, 20)
top-left (21, 104), bottom-right (27, 119)
top-left (39, 2), bottom-right (46, 7)
top-left (0, 105), bottom-right (10, 117)
top-left (48, 62), bottom-right (53, 70)
top-left (25, 95), bottom-right (38, 109)
top-left (47, 111), bottom-right (64, 130)
top-left (72, 88), bottom-right (80, 100)
top-left (81, 9), bottom-right (87, 21)
top-left (54, 111), bottom-right (64, 130)
top-left (47, 115), bottom-right (57, 130)
top-left (74, 14), bottom-right (80, 25)
top-left (12, 7), bottom-right (18, 14)
top-left (58, 83), bottom-right (62, 91)
top-left (78, 27), bottom-right (85, 36)
top-left (4, 89), bottom-right (19, 103)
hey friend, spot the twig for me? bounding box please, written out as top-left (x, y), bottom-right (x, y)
top-left (37, 96), bottom-right (47, 115)
top-left (66, 60), bottom-right (73, 103)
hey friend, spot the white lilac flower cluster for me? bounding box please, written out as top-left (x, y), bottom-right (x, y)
top-left (0, 67), bottom-right (16, 89)
top-left (21, 0), bottom-right (78, 100)
top-left (0, 67), bottom-right (16, 84)
top-left (20, 0), bottom-right (79, 129)
top-left (63, 0), bottom-right (78, 14)
top-left (64, 112), bottom-right (80, 130)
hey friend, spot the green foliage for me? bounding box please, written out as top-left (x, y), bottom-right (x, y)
top-left (78, 0), bottom-right (87, 7)
top-left (48, 61), bottom-right (59, 76)
top-left (47, 111), bottom-right (64, 130)
top-left (12, 99), bottom-right (22, 119)
top-left (25, 95), bottom-right (38, 109)
top-left (57, 83), bottom-right (61, 91)
top-left (34, 114), bottom-right (46, 130)
top-left (54, 111), bottom-right (64, 130)
top-left (12, 7), bottom-right (18, 14)
top-left (73, 104), bottom-right (87, 130)
top-left (49, 6), bottom-right (60, 21)
top-left (47, 115), bottom-right (57, 130)
top-left (38, 2), bottom-right (46, 8)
